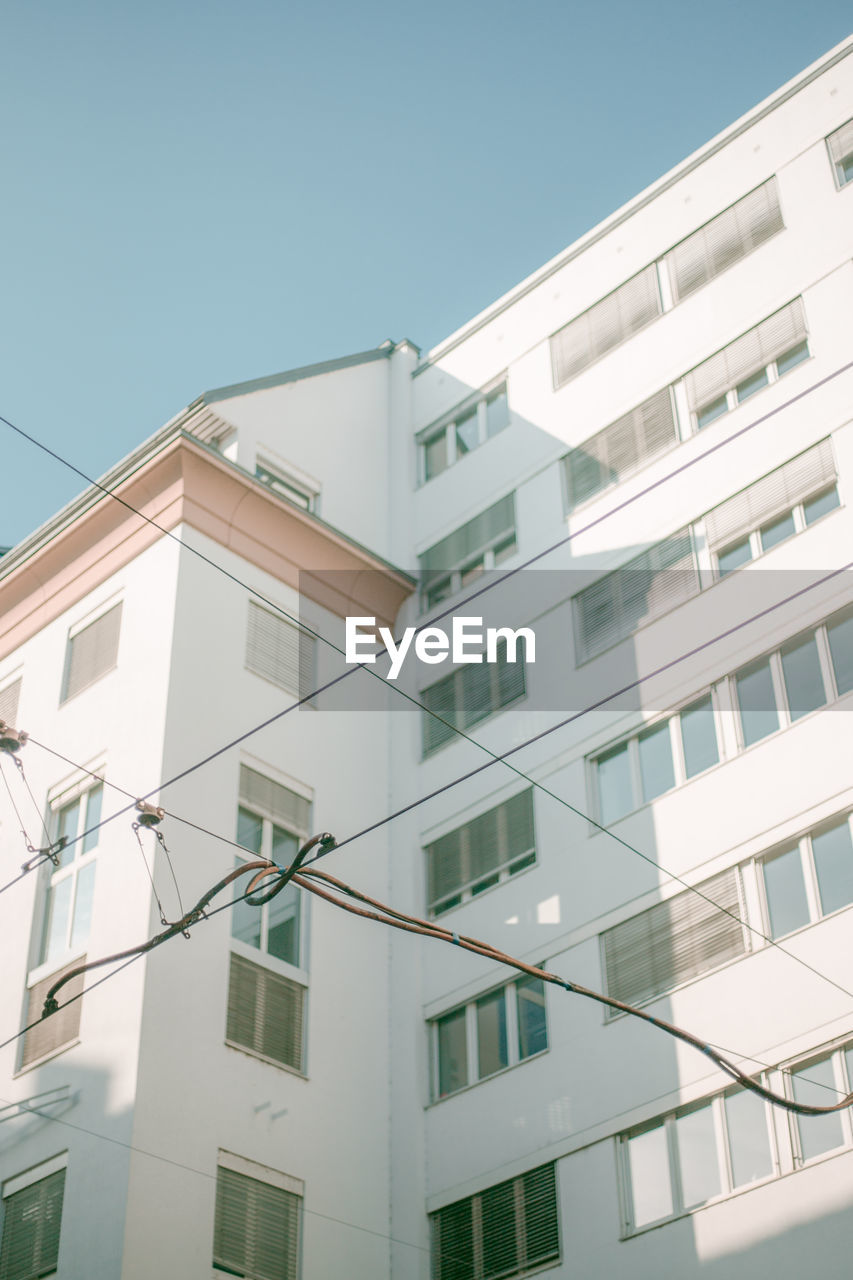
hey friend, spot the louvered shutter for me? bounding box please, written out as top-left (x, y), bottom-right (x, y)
top-left (21, 958), bottom-right (85, 1068)
top-left (247, 602), bottom-right (309, 695)
top-left (602, 868), bottom-right (747, 1009)
top-left (426, 789), bottom-right (535, 911)
top-left (430, 1164), bottom-right (558, 1280)
top-left (666, 179), bottom-right (783, 302)
top-left (0, 678), bottom-right (21, 728)
top-left (550, 265), bottom-right (661, 388)
top-left (214, 1166), bottom-right (300, 1280)
top-left (827, 119), bottom-right (853, 179)
top-left (422, 675), bottom-right (459, 754)
top-left (238, 766), bottom-right (310, 835)
top-left (226, 953), bottom-right (304, 1071)
top-left (565, 386), bottom-right (678, 507)
top-left (431, 1197), bottom-right (473, 1280)
top-left (495, 649), bottom-right (526, 713)
top-left (420, 495), bottom-right (516, 591)
top-left (686, 300), bottom-right (807, 411)
top-left (520, 1164), bottom-right (560, 1269)
top-left (574, 530), bottom-right (699, 661)
top-left (0, 1169), bottom-right (65, 1280)
top-left (61, 604), bottom-right (122, 702)
top-left (705, 439), bottom-right (836, 550)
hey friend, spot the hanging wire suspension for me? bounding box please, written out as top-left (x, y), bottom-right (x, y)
top-left (0, 722), bottom-right (65, 867)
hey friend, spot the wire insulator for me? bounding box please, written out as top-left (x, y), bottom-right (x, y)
top-left (135, 801), bottom-right (165, 828)
top-left (0, 724), bottom-right (27, 754)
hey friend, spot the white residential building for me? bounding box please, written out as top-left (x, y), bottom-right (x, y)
top-left (1, 35), bottom-right (853, 1280)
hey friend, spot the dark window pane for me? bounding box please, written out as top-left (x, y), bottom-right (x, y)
top-left (267, 882), bottom-right (300, 965)
top-left (717, 537), bottom-right (753, 576)
top-left (697, 395), bottom-right (728, 429)
top-left (638, 722), bottom-right (675, 802)
top-left (812, 822), bottom-right (853, 916)
top-left (735, 368), bottom-right (769, 402)
top-left (476, 991), bottom-right (508, 1078)
top-left (232, 857), bottom-right (262, 949)
top-left (780, 635), bottom-right (826, 720)
top-left (759, 511), bottom-right (796, 551)
top-left (437, 1009), bottom-right (468, 1096)
top-left (516, 976), bottom-right (547, 1059)
top-left (680, 696), bottom-right (719, 777)
top-left (736, 660), bottom-right (779, 746)
top-left (776, 341), bottom-right (809, 375)
top-left (432, 1200), bottom-right (473, 1280)
top-left (237, 807), bottom-right (264, 855)
top-left (827, 612), bottom-right (853, 695)
top-left (803, 485), bottom-right (839, 525)
top-left (485, 387), bottom-right (509, 437)
top-left (763, 848), bottom-right (809, 938)
top-left (480, 1181), bottom-right (518, 1279)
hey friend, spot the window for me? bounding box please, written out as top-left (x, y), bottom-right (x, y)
top-left (0, 677), bottom-right (21, 728)
top-left (826, 117), bottom-right (853, 189)
top-left (419, 494), bottom-right (516, 610)
top-left (228, 767), bottom-right (309, 1070)
top-left (789, 1048), bottom-right (853, 1163)
top-left (704, 439), bottom-right (839, 578)
top-left (430, 1163), bottom-right (559, 1280)
top-left (664, 179), bottom-right (784, 303)
top-left (562, 386), bottom-right (677, 509)
top-left (426, 790), bottom-right (535, 915)
top-left (433, 975), bottom-right (547, 1098)
top-left (759, 816), bottom-right (853, 940)
top-left (686, 299), bottom-right (809, 429)
top-left (0, 1164), bottom-right (66, 1280)
top-left (550, 264), bottom-right (661, 389)
top-left (255, 461), bottom-right (317, 512)
top-left (421, 641), bottom-right (526, 755)
top-left (213, 1156), bottom-right (302, 1280)
top-left (573, 529), bottom-right (699, 662)
top-left (246, 601), bottom-right (315, 699)
top-left (419, 382), bottom-right (510, 483)
top-left (593, 693), bottom-right (719, 824)
top-left (622, 1088), bottom-right (774, 1232)
top-left (60, 603), bottom-right (121, 703)
top-left (232, 765), bottom-right (310, 967)
top-left (38, 783), bottom-right (102, 968)
top-left (602, 867), bottom-right (747, 1010)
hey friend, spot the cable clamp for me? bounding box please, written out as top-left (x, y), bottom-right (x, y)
top-left (41, 996), bottom-right (59, 1019)
top-left (0, 723), bottom-right (27, 754)
top-left (135, 801), bottom-right (165, 828)
top-left (21, 835), bottom-right (68, 871)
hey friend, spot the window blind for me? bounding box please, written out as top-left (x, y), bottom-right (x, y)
top-left (686, 299), bottom-right (806, 412)
top-left (0, 678), bottom-right (21, 728)
top-left (564, 387), bottom-right (677, 508)
top-left (827, 119), bottom-right (853, 170)
top-left (226, 953), bottom-right (304, 1071)
top-left (61, 604), bottom-right (122, 703)
top-left (246, 602), bottom-right (313, 696)
top-left (0, 1169), bottom-right (65, 1280)
top-left (422, 645), bottom-right (527, 756)
top-left (213, 1166), bottom-right (300, 1280)
top-left (574, 530), bottom-right (700, 661)
top-left (238, 765), bottom-right (311, 835)
top-left (430, 1163), bottom-right (559, 1280)
top-left (602, 868), bottom-right (747, 1009)
top-left (705, 439), bottom-right (836, 550)
top-left (665, 179), bottom-right (784, 303)
top-left (427, 789), bottom-right (535, 911)
top-left (550, 264), bottom-right (662, 389)
top-left (21, 959), bottom-right (85, 1068)
top-left (420, 494), bottom-right (515, 583)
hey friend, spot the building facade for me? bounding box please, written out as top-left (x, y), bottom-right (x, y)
top-left (1, 36), bottom-right (853, 1280)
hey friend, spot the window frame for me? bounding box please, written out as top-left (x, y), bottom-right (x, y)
top-left (213, 1151), bottom-right (303, 1280)
top-left (254, 458), bottom-right (319, 513)
top-left (59, 599), bottom-right (122, 705)
top-left (692, 337), bottom-right (811, 432)
top-left (232, 796), bottom-right (309, 979)
top-left (431, 973), bottom-right (549, 1101)
top-left (421, 639), bottom-right (527, 757)
top-left (756, 813), bottom-right (853, 942)
top-left (785, 1044), bottom-right (853, 1167)
top-left (711, 482), bottom-right (840, 579)
top-left (418, 378), bottom-right (510, 485)
top-left (825, 118), bottom-right (853, 190)
top-left (0, 1156), bottom-right (67, 1280)
top-left (425, 790), bottom-right (536, 917)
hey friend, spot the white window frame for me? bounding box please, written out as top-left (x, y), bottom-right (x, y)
top-left (425, 790), bottom-right (536, 917)
top-left (232, 798), bottom-right (309, 983)
top-left (59, 597), bottom-right (123, 705)
top-left (418, 377), bottom-right (510, 485)
top-left (431, 973), bottom-right (548, 1101)
top-left (691, 337), bottom-right (810, 432)
top-left (213, 1151), bottom-right (303, 1280)
top-left (709, 482), bottom-right (841, 579)
top-left (756, 812), bottom-right (853, 941)
top-left (254, 457), bottom-right (319, 513)
top-left (785, 1043), bottom-right (853, 1167)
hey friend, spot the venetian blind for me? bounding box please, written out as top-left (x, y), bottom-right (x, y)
top-left (430, 1163), bottom-right (559, 1280)
top-left (602, 867), bottom-right (747, 1010)
top-left (704, 439), bottom-right (836, 550)
top-left (420, 494), bottom-right (515, 582)
top-left (573, 530), bottom-right (700, 662)
top-left (238, 765), bottom-right (311, 835)
top-left (61, 604), bottom-right (122, 703)
top-left (564, 387), bottom-right (677, 508)
top-left (665, 179), bottom-right (784, 302)
top-left (422, 647), bottom-right (526, 756)
top-left (20, 959), bottom-right (86, 1068)
top-left (686, 299), bottom-right (807, 412)
top-left (0, 1169), bottom-right (65, 1280)
top-left (226, 953), bottom-right (305, 1071)
top-left (550, 264), bottom-right (662, 389)
top-left (426, 789), bottom-right (535, 911)
top-left (0, 678), bottom-right (21, 728)
top-left (213, 1166), bottom-right (300, 1280)
top-left (246, 602), bottom-right (308, 695)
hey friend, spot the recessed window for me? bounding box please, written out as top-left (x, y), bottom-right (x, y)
top-left (803, 485), bottom-right (840, 525)
top-left (791, 1057), bottom-right (846, 1161)
top-left (39, 783), bottom-right (102, 967)
top-left (759, 510), bottom-right (795, 550)
top-left (826, 118), bottom-right (853, 189)
top-left (246, 601), bottom-right (315, 699)
top-left (779, 634), bottom-right (826, 721)
top-left (433, 976), bottom-right (547, 1098)
top-left (760, 817), bottom-right (853, 939)
top-left (60, 604), bottom-right (122, 704)
top-left (430, 1164), bottom-right (559, 1280)
top-left (734, 659), bottom-right (779, 747)
top-left (255, 462), bottom-right (317, 512)
top-left (776, 340), bottom-right (810, 376)
top-left (0, 1165), bottom-right (66, 1279)
top-left (664, 178), bottom-right (784, 303)
top-left (563, 386), bottom-right (677, 510)
top-left (213, 1158), bottom-right (302, 1280)
top-left (418, 380), bottom-right (510, 483)
top-left (735, 367), bottom-right (769, 403)
top-left (421, 639), bottom-right (525, 755)
top-left (420, 493), bottom-right (516, 611)
top-left (425, 789), bottom-right (535, 916)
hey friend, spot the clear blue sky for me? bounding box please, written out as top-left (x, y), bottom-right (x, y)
top-left (2, 1), bottom-right (851, 547)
